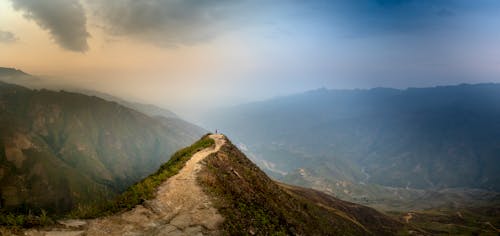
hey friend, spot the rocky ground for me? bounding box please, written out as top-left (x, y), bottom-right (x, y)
top-left (21, 134), bottom-right (226, 236)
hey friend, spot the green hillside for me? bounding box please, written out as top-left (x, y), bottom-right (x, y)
top-left (204, 84), bottom-right (500, 208)
top-left (70, 134), bottom-right (215, 218)
top-left (0, 82), bottom-right (204, 213)
top-left (197, 137), bottom-right (411, 235)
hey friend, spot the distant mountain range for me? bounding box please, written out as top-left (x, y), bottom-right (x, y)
top-left (12, 135), bottom-right (419, 235)
top-left (0, 68), bottom-right (205, 213)
top-left (204, 84), bottom-right (500, 209)
top-left (1, 67), bottom-right (498, 234)
top-left (0, 67), bottom-right (40, 88)
top-left (0, 67), bottom-right (179, 120)
top-left (197, 136), bottom-right (411, 235)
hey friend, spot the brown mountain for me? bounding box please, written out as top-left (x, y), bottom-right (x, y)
top-left (7, 134), bottom-right (416, 235)
top-left (0, 81), bottom-right (205, 213)
top-left (197, 135), bottom-right (411, 235)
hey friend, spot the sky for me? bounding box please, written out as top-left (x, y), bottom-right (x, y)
top-left (1, 0), bottom-right (500, 118)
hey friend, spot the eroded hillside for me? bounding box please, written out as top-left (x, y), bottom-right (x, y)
top-left (0, 82), bottom-right (205, 213)
top-left (7, 134), bottom-right (416, 236)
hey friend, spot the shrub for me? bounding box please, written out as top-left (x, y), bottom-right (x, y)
top-left (69, 134), bottom-right (215, 218)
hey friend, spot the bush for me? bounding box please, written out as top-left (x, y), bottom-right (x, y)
top-left (69, 134), bottom-right (215, 218)
top-left (0, 209), bottom-right (54, 228)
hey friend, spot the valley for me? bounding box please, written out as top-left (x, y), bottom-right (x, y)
top-left (204, 85), bottom-right (500, 196)
top-left (19, 134), bottom-right (226, 236)
top-left (3, 1), bottom-right (500, 234)
top-left (0, 79), bottom-right (205, 213)
top-left (5, 134), bottom-right (419, 236)
top-left (203, 85), bottom-right (500, 234)
top-left (1, 75), bottom-right (499, 235)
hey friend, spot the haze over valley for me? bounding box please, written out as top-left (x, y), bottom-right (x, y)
top-left (1, 0), bottom-right (500, 235)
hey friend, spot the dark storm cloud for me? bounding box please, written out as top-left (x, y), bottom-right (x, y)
top-left (0, 30), bottom-right (18, 43)
top-left (86, 0), bottom-right (255, 47)
top-left (7, 0), bottom-right (500, 53)
top-left (11, 0), bottom-right (89, 52)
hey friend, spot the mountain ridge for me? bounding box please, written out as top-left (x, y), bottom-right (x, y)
top-left (0, 67), bottom-right (182, 121)
top-left (197, 135), bottom-right (410, 235)
top-left (4, 134), bottom-right (499, 235)
top-left (10, 134), bottom-right (415, 235)
top-left (0, 81), bottom-right (205, 213)
top-left (204, 83), bottom-right (500, 194)
top-left (0, 67), bottom-right (40, 88)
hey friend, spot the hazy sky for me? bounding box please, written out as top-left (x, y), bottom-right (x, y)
top-left (1, 0), bottom-right (500, 117)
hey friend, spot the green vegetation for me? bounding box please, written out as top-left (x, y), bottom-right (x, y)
top-left (0, 134), bottom-right (214, 229)
top-left (70, 134), bottom-right (215, 218)
top-left (197, 138), bottom-right (407, 235)
top-left (206, 84), bottom-right (500, 194)
top-left (0, 209), bottom-right (54, 230)
top-left (0, 82), bottom-right (204, 214)
top-left (388, 207), bottom-right (500, 235)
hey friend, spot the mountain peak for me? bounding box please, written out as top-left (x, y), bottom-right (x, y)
top-left (16, 134), bottom-right (413, 235)
top-left (0, 67), bottom-right (39, 88)
top-left (0, 67), bottom-right (30, 77)
top-left (0, 84), bottom-right (205, 214)
top-left (197, 136), bottom-right (409, 235)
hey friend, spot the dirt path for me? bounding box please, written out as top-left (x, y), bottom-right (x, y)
top-left (25, 134), bottom-right (226, 236)
top-left (484, 221), bottom-right (500, 233)
top-left (402, 212), bottom-right (414, 223)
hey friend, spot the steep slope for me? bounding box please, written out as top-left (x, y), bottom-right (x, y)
top-left (198, 136), bottom-right (408, 235)
top-left (0, 67), bottom-right (185, 121)
top-left (0, 67), bottom-right (30, 77)
top-left (0, 67), bottom-right (182, 119)
top-left (203, 84), bottom-right (500, 206)
top-left (0, 67), bottom-right (40, 88)
top-left (13, 134), bottom-right (411, 235)
top-left (0, 82), bottom-right (205, 213)
top-left (72, 89), bottom-right (179, 119)
top-left (82, 134), bottom-right (225, 235)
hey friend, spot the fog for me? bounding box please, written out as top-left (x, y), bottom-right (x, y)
top-left (2, 0), bottom-right (500, 121)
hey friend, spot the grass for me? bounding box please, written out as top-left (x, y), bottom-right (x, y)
top-left (197, 138), bottom-right (383, 236)
top-left (389, 207), bottom-right (500, 235)
top-left (1, 134), bottom-right (215, 230)
top-left (69, 134), bottom-right (215, 218)
top-left (0, 209), bottom-right (54, 230)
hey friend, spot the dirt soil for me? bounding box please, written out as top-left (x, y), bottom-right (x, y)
top-left (23, 134), bottom-right (226, 236)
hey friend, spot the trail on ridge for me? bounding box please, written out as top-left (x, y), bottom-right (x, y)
top-left (26, 134), bottom-right (226, 236)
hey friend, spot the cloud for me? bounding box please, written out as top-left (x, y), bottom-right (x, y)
top-left (86, 0), bottom-right (257, 47)
top-left (11, 0), bottom-right (89, 52)
top-left (0, 30), bottom-right (18, 43)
